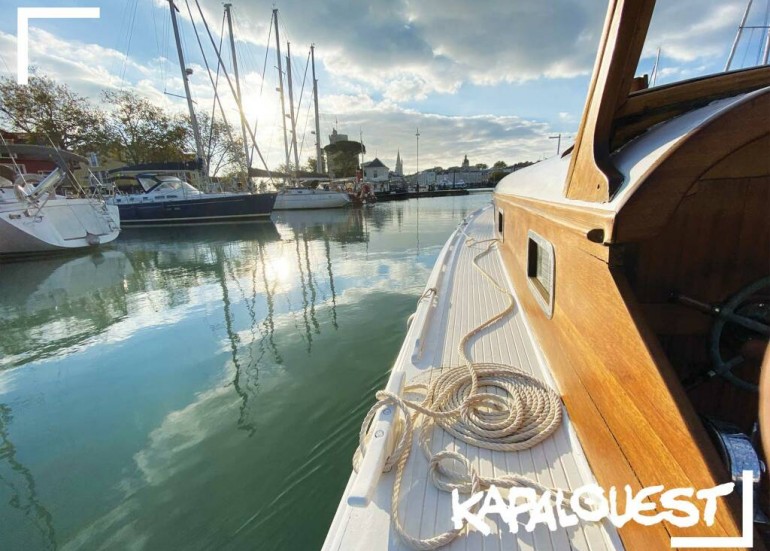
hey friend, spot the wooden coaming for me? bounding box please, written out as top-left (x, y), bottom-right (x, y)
top-left (613, 65), bottom-right (770, 150)
top-left (494, 193), bottom-right (746, 547)
top-left (613, 88), bottom-right (770, 243)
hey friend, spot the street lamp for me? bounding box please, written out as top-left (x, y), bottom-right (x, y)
top-left (549, 134), bottom-right (562, 156)
top-left (416, 127), bottom-right (420, 193)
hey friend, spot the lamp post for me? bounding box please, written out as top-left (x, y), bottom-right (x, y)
top-left (549, 133), bottom-right (562, 156)
top-left (416, 127), bottom-right (420, 193)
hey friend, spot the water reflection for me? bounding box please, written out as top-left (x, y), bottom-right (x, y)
top-left (0, 251), bottom-right (134, 368)
top-left (0, 195), bottom-right (493, 550)
top-left (0, 403), bottom-right (56, 550)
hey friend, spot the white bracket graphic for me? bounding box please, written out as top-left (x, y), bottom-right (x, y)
top-left (671, 470), bottom-right (754, 548)
top-left (16, 7), bottom-right (101, 85)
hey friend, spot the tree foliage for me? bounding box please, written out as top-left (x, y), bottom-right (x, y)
top-left (0, 75), bottom-right (109, 154)
top-left (493, 160), bottom-right (507, 169)
top-left (475, 163), bottom-right (488, 170)
top-left (489, 170), bottom-right (506, 184)
top-left (103, 89), bottom-right (188, 165)
top-left (193, 111), bottom-right (245, 177)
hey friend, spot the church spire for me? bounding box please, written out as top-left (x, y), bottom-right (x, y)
top-left (395, 149), bottom-right (403, 176)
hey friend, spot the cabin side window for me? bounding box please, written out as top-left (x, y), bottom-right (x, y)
top-left (526, 230), bottom-right (555, 318)
top-left (497, 210), bottom-right (504, 239)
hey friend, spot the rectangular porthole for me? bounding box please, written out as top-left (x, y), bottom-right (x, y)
top-left (526, 230), bottom-right (555, 318)
top-left (498, 210), bottom-right (504, 238)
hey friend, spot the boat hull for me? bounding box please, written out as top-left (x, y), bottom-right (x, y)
top-left (273, 189), bottom-right (351, 210)
top-left (115, 193), bottom-right (276, 225)
top-left (0, 199), bottom-right (120, 256)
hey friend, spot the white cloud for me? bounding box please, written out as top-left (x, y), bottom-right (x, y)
top-left (0, 0), bottom-right (755, 169)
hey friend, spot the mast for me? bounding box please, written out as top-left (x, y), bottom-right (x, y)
top-left (359, 129), bottom-right (364, 169)
top-left (286, 42), bottom-right (300, 178)
top-left (311, 45), bottom-right (323, 173)
top-left (415, 127), bottom-right (420, 193)
top-left (763, 5), bottom-right (770, 64)
top-left (224, 4), bottom-right (251, 176)
top-left (168, 0), bottom-right (205, 172)
top-left (725, 0), bottom-right (754, 71)
top-left (273, 9), bottom-right (291, 178)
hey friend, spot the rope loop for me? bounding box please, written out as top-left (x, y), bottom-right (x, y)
top-left (354, 228), bottom-right (567, 549)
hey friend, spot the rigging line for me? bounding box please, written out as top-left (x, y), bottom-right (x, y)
top-left (151, 0), bottom-right (162, 62)
top-left (293, 49), bottom-right (311, 126)
top-left (249, 15), bottom-right (273, 172)
top-left (207, 13), bottom-right (227, 160)
top-left (284, 49), bottom-right (308, 162)
top-left (0, 52), bottom-right (13, 76)
top-left (163, 9), bottom-right (172, 92)
top-left (249, 12), bottom-right (274, 164)
top-left (119, 0), bottom-right (140, 86)
top-left (741, 28), bottom-right (755, 68)
top-left (183, 0), bottom-right (236, 158)
top-left (298, 88), bottom-right (313, 162)
top-left (759, 0), bottom-right (770, 65)
top-left (110, 0), bottom-right (131, 77)
top-left (259, 16), bottom-right (273, 101)
top-left (192, 0), bottom-right (272, 175)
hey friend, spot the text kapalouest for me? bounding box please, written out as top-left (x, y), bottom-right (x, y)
top-left (451, 482), bottom-right (735, 535)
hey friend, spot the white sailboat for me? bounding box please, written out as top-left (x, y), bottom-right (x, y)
top-left (0, 145), bottom-right (120, 256)
top-left (258, 9), bottom-right (350, 210)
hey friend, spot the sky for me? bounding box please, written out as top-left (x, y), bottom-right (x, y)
top-left (0, 0), bottom-right (765, 174)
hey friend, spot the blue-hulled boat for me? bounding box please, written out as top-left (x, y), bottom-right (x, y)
top-left (107, 165), bottom-right (276, 226)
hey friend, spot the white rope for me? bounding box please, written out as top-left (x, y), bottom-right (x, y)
top-left (355, 227), bottom-right (567, 550)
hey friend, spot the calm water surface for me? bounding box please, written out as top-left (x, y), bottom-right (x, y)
top-left (0, 193), bottom-right (492, 551)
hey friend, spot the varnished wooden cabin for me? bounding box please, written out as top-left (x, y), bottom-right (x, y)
top-left (494, 0), bottom-right (769, 547)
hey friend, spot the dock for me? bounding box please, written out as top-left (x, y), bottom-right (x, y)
top-left (375, 189), bottom-right (471, 202)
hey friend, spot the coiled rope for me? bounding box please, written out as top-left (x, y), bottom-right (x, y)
top-left (354, 226), bottom-right (567, 549)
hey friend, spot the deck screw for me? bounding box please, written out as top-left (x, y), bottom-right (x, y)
top-left (375, 430), bottom-right (384, 438)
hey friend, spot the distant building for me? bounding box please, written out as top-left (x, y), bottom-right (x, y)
top-left (0, 130), bottom-right (57, 177)
top-left (395, 150), bottom-right (403, 176)
top-left (362, 158), bottom-right (389, 182)
top-left (324, 129), bottom-right (363, 178)
top-left (329, 129), bottom-right (348, 144)
top-left (462, 155), bottom-right (470, 169)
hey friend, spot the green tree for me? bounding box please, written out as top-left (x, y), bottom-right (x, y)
top-left (0, 75), bottom-right (109, 154)
top-left (489, 170), bottom-right (506, 184)
top-left (103, 90), bottom-right (188, 165)
top-left (193, 111), bottom-right (245, 177)
top-left (493, 160), bottom-right (507, 169)
top-left (475, 163), bottom-right (488, 170)
top-left (304, 157), bottom-right (318, 173)
top-left (512, 160), bottom-right (535, 171)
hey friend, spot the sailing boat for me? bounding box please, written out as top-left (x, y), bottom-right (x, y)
top-left (107, 0), bottom-right (276, 226)
top-left (0, 144), bottom-right (120, 255)
top-left (263, 10), bottom-right (350, 210)
top-left (325, 0), bottom-right (769, 549)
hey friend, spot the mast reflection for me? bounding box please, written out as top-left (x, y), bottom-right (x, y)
top-left (0, 404), bottom-right (56, 549)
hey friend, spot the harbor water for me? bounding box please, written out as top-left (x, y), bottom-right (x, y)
top-left (0, 193), bottom-right (492, 550)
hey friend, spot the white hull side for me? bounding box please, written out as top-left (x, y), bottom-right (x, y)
top-left (273, 190), bottom-right (351, 210)
top-left (0, 199), bottom-right (121, 255)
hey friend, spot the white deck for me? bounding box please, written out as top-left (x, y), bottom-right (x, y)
top-left (324, 206), bottom-right (623, 551)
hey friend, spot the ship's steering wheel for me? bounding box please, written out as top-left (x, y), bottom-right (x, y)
top-left (710, 276), bottom-right (770, 392)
